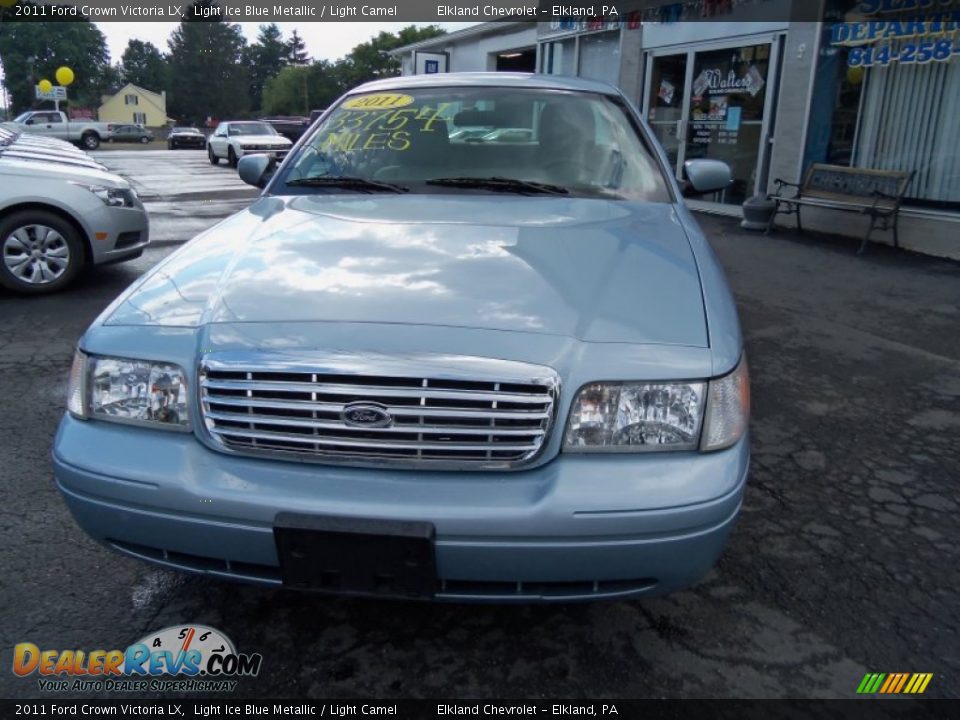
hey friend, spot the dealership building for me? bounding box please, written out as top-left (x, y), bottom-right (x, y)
top-left (392, 0), bottom-right (960, 259)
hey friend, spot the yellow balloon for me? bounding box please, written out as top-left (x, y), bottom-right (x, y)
top-left (38, 79), bottom-right (53, 94)
top-left (846, 65), bottom-right (865, 86)
top-left (56, 66), bottom-right (75, 86)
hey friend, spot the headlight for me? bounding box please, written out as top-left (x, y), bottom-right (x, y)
top-left (563, 357), bottom-right (749, 453)
top-left (70, 182), bottom-right (137, 208)
top-left (66, 350), bottom-right (190, 430)
top-left (564, 381), bottom-right (706, 452)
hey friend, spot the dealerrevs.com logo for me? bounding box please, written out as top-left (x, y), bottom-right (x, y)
top-left (13, 625), bottom-right (262, 693)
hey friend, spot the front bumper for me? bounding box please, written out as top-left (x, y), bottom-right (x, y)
top-left (81, 201), bottom-right (150, 264)
top-left (53, 415), bottom-right (748, 602)
top-left (235, 146), bottom-right (289, 161)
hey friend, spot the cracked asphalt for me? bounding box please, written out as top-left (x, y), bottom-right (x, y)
top-left (0, 150), bottom-right (957, 700)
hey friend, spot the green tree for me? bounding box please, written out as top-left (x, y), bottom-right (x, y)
top-left (244, 23), bottom-right (287, 113)
top-left (335, 25), bottom-right (445, 90)
top-left (285, 29), bottom-right (309, 66)
top-left (166, 1), bottom-right (249, 124)
top-left (261, 61), bottom-right (342, 116)
top-left (0, 17), bottom-right (111, 112)
top-left (120, 40), bottom-right (168, 93)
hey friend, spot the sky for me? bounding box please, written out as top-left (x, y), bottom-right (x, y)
top-left (99, 21), bottom-right (477, 65)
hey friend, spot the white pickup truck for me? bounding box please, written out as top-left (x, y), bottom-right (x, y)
top-left (11, 110), bottom-right (113, 150)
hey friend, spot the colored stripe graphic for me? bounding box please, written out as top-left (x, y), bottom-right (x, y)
top-left (858, 672), bottom-right (932, 694)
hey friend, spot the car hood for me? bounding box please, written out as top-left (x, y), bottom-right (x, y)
top-left (233, 134), bottom-right (290, 145)
top-left (104, 194), bottom-right (707, 347)
top-left (0, 157), bottom-right (126, 186)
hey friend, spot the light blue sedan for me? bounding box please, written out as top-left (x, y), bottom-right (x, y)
top-left (55, 73), bottom-right (749, 601)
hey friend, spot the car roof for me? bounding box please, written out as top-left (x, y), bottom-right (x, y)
top-left (346, 72), bottom-right (621, 97)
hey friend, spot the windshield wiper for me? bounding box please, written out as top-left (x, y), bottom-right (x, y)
top-left (425, 176), bottom-right (569, 195)
top-left (285, 176), bottom-right (409, 193)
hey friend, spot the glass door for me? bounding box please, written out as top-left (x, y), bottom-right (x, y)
top-left (684, 43), bottom-right (772, 206)
top-left (645, 53), bottom-right (690, 174)
top-left (644, 38), bottom-right (779, 207)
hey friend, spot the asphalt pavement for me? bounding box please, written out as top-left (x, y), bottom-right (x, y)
top-left (0, 150), bottom-right (957, 700)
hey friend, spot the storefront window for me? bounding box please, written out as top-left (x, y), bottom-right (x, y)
top-left (806, 6), bottom-right (960, 210)
top-left (541, 38), bottom-right (576, 75)
top-left (579, 31), bottom-right (620, 86)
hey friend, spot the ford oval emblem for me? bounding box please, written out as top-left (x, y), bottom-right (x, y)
top-left (341, 402), bottom-right (393, 429)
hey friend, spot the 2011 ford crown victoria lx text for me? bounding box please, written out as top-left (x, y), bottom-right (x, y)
top-left (54, 74), bottom-right (750, 602)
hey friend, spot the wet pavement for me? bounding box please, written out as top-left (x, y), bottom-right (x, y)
top-left (0, 152), bottom-right (957, 700)
top-left (93, 149), bottom-right (258, 244)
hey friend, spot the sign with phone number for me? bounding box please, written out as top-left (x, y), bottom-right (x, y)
top-left (846, 38), bottom-right (960, 67)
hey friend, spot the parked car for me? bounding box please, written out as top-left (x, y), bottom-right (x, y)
top-left (207, 121), bottom-right (292, 168)
top-left (0, 125), bottom-right (107, 170)
top-left (109, 124), bottom-right (154, 144)
top-left (2, 122), bottom-right (95, 157)
top-left (260, 116), bottom-right (310, 143)
top-left (0, 157), bottom-right (148, 293)
top-left (10, 111), bottom-right (113, 150)
top-left (167, 126), bottom-right (206, 150)
top-left (54, 74), bottom-right (746, 602)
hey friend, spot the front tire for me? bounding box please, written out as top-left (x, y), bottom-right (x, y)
top-left (208, 146), bottom-right (220, 165)
top-left (140, 136), bottom-right (150, 144)
top-left (227, 146), bottom-right (238, 168)
top-left (81, 132), bottom-right (100, 150)
top-left (0, 210), bottom-right (84, 294)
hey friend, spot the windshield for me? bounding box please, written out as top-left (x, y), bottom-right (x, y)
top-left (276, 87), bottom-right (672, 202)
top-left (229, 123), bottom-right (276, 136)
top-left (173, 127), bottom-right (199, 133)
top-left (13, 112), bottom-right (32, 124)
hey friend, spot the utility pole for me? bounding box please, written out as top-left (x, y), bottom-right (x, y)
top-left (302, 72), bottom-right (309, 115)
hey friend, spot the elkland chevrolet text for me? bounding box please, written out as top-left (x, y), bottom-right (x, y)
top-left (55, 74), bottom-right (749, 601)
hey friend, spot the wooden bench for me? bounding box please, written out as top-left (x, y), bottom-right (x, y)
top-left (767, 164), bottom-right (915, 254)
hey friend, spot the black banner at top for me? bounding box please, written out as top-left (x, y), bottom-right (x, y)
top-left (0, 699), bottom-right (955, 720)
top-left (0, 0), bottom-right (838, 24)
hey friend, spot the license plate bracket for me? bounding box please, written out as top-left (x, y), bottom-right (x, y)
top-left (273, 513), bottom-right (437, 598)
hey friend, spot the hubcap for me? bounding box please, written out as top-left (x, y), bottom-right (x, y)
top-left (2, 224), bottom-right (70, 285)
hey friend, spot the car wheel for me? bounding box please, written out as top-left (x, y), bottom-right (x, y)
top-left (227, 146), bottom-right (238, 168)
top-left (0, 210), bottom-right (84, 294)
top-left (140, 136), bottom-right (150, 144)
top-left (208, 146), bottom-right (220, 165)
top-left (81, 132), bottom-right (100, 150)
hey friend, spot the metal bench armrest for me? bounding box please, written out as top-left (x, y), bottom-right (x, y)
top-left (868, 189), bottom-right (902, 214)
top-left (771, 178), bottom-right (801, 199)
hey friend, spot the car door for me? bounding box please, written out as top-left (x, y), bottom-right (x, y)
top-left (26, 113), bottom-right (62, 139)
top-left (209, 124), bottom-right (228, 157)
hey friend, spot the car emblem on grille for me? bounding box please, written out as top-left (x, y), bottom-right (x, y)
top-left (341, 402), bottom-right (393, 428)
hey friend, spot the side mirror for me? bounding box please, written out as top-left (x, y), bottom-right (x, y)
top-left (24, 118), bottom-right (35, 125)
top-left (682, 159), bottom-right (733, 197)
top-left (237, 153), bottom-right (275, 189)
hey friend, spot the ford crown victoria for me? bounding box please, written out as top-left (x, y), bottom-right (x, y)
top-left (54, 74), bottom-right (749, 601)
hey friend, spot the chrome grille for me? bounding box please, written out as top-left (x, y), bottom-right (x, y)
top-left (199, 352), bottom-right (559, 469)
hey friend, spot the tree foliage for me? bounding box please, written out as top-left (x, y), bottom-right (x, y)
top-left (262, 61), bottom-right (343, 116)
top-left (286, 29), bottom-right (310, 66)
top-left (166, 1), bottom-right (249, 124)
top-left (334, 25), bottom-right (446, 89)
top-left (245, 24), bottom-right (287, 114)
top-left (0, 17), bottom-right (446, 121)
top-left (121, 40), bottom-right (168, 94)
top-left (0, 18), bottom-right (111, 111)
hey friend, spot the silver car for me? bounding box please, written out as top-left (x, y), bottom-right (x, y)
top-left (56, 74), bottom-right (747, 601)
top-left (0, 158), bottom-right (149, 293)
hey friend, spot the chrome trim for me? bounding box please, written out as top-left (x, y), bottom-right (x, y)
top-left (198, 351), bottom-right (561, 470)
